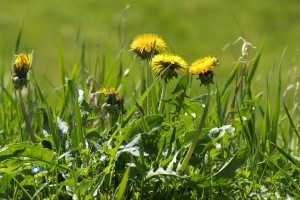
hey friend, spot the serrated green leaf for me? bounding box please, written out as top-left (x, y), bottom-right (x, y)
top-left (213, 142), bottom-right (248, 183)
top-left (123, 115), bottom-right (163, 139)
top-left (0, 143), bottom-right (55, 163)
top-left (0, 174), bottom-right (12, 194)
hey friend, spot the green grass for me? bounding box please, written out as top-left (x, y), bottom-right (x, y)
top-left (0, 1), bottom-right (300, 199)
top-left (0, 28), bottom-right (299, 199)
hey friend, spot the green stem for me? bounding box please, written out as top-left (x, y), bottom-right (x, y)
top-left (146, 60), bottom-right (151, 115)
top-left (158, 81), bottom-right (167, 113)
top-left (180, 85), bottom-right (211, 170)
top-left (18, 89), bottom-right (37, 143)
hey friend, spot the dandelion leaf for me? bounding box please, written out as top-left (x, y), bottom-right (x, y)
top-left (213, 142), bottom-right (248, 184)
top-left (0, 174), bottom-right (12, 195)
top-left (0, 143), bottom-right (55, 164)
top-left (123, 114), bottom-right (163, 139)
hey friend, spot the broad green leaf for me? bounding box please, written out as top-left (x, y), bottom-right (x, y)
top-left (158, 122), bottom-right (185, 155)
top-left (0, 159), bottom-right (25, 173)
top-left (123, 115), bottom-right (163, 139)
top-left (0, 143), bottom-right (54, 163)
top-left (212, 142), bottom-right (248, 183)
top-left (78, 178), bottom-right (95, 197)
top-left (0, 143), bottom-right (69, 171)
top-left (0, 174), bottom-right (12, 194)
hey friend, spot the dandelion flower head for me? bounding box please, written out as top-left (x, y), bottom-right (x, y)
top-left (15, 53), bottom-right (31, 71)
top-left (189, 56), bottom-right (218, 75)
top-left (189, 56), bottom-right (218, 86)
top-left (130, 33), bottom-right (167, 59)
top-left (102, 87), bottom-right (123, 104)
top-left (151, 54), bottom-right (187, 83)
top-left (102, 87), bottom-right (120, 99)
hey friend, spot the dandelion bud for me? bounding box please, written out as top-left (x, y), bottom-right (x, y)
top-left (12, 53), bottom-right (31, 90)
top-left (105, 92), bottom-right (118, 105)
top-left (102, 87), bottom-right (125, 114)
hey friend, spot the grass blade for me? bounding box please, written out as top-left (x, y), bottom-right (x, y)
top-left (221, 62), bottom-right (239, 96)
top-left (122, 66), bottom-right (170, 126)
top-left (283, 101), bottom-right (300, 140)
top-left (270, 142), bottom-right (300, 167)
top-left (115, 167), bottom-right (131, 200)
top-left (14, 23), bottom-right (23, 54)
top-left (247, 41), bottom-right (264, 84)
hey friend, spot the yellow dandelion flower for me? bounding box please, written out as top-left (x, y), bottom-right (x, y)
top-left (102, 87), bottom-right (123, 102)
top-left (189, 56), bottom-right (219, 86)
top-left (189, 56), bottom-right (218, 75)
top-left (130, 33), bottom-right (167, 59)
top-left (102, 87), bottom-right (119, 97)
top-left (15, 53), bottom-right (31, 71)
top-left (151, 54), bottom-right (187, 83)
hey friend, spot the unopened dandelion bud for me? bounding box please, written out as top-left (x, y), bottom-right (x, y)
top-left (102, 87), bottom-right (125, 114)
top-left (12, 53), bottom-right (31, 90)
top-left (105, 93), bottom-right (118, 105)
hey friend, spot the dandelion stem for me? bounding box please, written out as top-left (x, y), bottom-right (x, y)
top-left (146, 60), bottom-right (152, 115)
top-left (18, 89), bottom-right (37, 143)
top-left (180, 85), bottom-right (211, 170)
top-left (158, 81), bottom-right (167, 113)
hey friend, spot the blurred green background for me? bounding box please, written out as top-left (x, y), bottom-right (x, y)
top-left (0, 0), bottom-right (299, 90)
